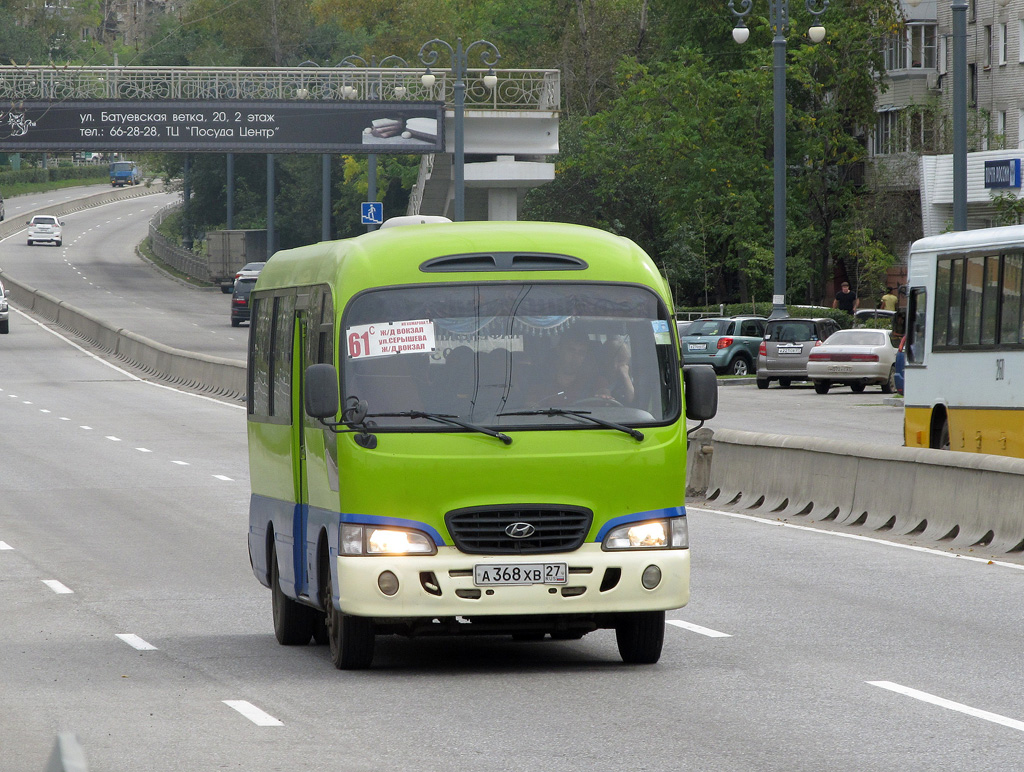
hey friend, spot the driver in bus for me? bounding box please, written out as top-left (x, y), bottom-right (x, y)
top-left (530, 328), bottom-right (633, 406)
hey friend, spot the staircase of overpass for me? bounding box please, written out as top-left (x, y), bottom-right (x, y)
top-left (0, 65), bottom-right (559, 221)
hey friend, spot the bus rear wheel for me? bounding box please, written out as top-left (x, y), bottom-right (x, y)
top-left (322, 568), bottom-right (375, 669)
top-left (615, 610), bottom-right (665, 664)
top-left (271, 546), bottom-right (315, 646)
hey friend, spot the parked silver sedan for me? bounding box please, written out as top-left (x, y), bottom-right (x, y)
top-left (807, 328), bottom-right (897, 394)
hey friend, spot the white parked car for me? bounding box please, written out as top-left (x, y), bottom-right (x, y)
top-left (26, 215), bottom-right (63, 246)
top-left (807, 328), bottom-right (898, 394)
top-left (0, 278), bottom-right (9, 334)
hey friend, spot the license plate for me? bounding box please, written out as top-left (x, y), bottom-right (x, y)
top-left (473, 563), bottom-right (568, 586)
top-left (687, 343), bottom-right (707, 351)
top-left (827, 365), bottom-right (853, 373)
top-left (777, 346), bottom-right (802, 354)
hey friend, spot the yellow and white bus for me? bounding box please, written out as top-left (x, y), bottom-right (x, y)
top-left (904, 224), bottom-right (1024, 455)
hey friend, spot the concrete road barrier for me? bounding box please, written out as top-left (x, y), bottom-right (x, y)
top-left (0, 272), bottom-right (246, 402)
top-left (693, 427), bottom-right (1024, 554)
top-left (0, 182), bottom-right (246, 402)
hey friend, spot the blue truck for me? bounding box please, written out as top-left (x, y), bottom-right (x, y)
top-left (109, 161), bottom-right (140, 187)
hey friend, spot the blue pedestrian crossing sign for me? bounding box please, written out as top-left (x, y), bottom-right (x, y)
top-left (361, 202), bottom-right (383, 225)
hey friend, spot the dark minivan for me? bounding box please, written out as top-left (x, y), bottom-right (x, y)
top-left (230, 277), bottom-right (257, 326)
top-left (756, 317), bottom-right (841, 389)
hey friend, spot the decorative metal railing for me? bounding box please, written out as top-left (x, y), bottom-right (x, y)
top-left (0, 66), bottom-right (560, 110)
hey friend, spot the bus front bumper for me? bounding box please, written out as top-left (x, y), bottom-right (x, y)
top-left (335, 543), bottom-right (689, 618)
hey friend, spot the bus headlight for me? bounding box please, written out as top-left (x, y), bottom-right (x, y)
top-left (341, 524), bottom-right (436, 555)
top-left (602, 517), bottom-right (688, 550)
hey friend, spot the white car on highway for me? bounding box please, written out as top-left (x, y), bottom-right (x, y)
top-left (807, 328), bottom-right (898, 394)
top-left (26, 214), bottom-right (63, 246)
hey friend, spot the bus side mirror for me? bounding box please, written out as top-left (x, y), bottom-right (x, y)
top-left (683, 365), bottom-right (718, 421)
top-left (304, 363), bottom-right (339, 419)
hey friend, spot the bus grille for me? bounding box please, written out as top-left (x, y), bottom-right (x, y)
top-left (445, 506), bottom-right (593, 555)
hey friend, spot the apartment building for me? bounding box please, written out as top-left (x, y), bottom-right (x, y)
top-left (874, 0), bottom-right (1024, 236)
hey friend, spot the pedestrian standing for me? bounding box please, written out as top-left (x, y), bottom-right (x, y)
top-left (832, 281), bottom-right (859, 314)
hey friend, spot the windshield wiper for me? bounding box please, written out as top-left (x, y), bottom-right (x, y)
top-left (366, 411), bottom-right (512, 445)
top-left (498, 409), bottom-right (644, 442)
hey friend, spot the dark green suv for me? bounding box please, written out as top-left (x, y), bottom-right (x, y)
top-left (679, 316), bottom-right (767, 375)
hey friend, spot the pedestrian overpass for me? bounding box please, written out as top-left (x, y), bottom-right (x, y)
top-left (0, 64), bottom-right (559, 221)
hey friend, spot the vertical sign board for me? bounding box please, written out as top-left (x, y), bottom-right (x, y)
top-left (984, 159), bottom-right (1022, 189)
top-left (0, 101), bottom-right (445, 154)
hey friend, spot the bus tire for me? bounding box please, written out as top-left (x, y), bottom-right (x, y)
top-left (615, 610), bottom-right (665, 664)
top-left (270, 545), bottom-right (315, 646)
top-left (323, 568), bottom-right (375, 669)
top-left (933, 418), bottom-right (951, 450)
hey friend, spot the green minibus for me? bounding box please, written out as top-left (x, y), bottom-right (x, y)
top-left (246, 218), bottom-right (717, 669)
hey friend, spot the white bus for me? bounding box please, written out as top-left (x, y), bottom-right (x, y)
top-left (904, 224), bottom-right (1024, 456)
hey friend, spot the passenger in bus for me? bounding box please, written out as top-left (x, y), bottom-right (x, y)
top-left (601, 336), bottom-right (635, 405)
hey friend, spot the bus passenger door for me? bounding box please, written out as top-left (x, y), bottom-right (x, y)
top-left (290, 297), bottom-right (312, 599)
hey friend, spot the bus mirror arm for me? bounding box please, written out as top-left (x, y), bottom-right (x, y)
top-left (304, 364), bottom-right (378, 447)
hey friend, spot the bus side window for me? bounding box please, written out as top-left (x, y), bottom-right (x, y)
top-left (907, 287), bottom-right (927, 365)
top-left (270, 294), bottom-right (296, 420)
top-left (248, 296), bottom-right (272, 418)
top-left (317, 287), bottom-right (334, 365)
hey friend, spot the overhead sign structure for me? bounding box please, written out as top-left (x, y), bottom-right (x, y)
top-left (0, 100), bottom-right (444, 154)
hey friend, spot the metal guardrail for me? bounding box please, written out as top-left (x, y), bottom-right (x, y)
top-left (148, 204), bottom-right (209, 282)
top-left (0, 65), bottom-right (560, 110)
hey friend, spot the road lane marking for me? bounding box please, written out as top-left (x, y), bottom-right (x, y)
top-left (213, 475), bottom-right (233, 481)
top-left (106, 436), bottom-right (121, 442)
top-left (116, 633), bottom-right (157, 651)
top-left (135, 448), bottom-right (152, 453)
top-left (692, 506), bottom-right (1024, 573)
top-left (667, 620), bottom-right (732, 638)
top-left (868, 681), bottom-right (1024, 733)
top-left (223, 700), bottom-right (283, 726)
top-left (42, 580), bottom-right (73, 594)
top-left (0, 542), bottom-right (13, 550)
top-left (80, 426), bottom-right (93, 430)
top-left (171, 460), bottom-right (190, 466)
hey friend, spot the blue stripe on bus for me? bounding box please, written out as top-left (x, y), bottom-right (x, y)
top-left (338, 512), bottom-right (449, 547)
top-left (593, 506), bottom-right (686, 542)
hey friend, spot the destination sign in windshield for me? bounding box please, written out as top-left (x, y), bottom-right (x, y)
top-left (0, 100), bottom-right (445, 153)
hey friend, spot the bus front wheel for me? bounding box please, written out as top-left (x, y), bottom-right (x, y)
top-left (271, 546), bottom-right (315, 646)
top-left (322, 569), bottom-right (375, 670)
top-left (615, 610), bottom-right (665, 664)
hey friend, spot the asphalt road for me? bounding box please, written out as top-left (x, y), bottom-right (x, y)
top-left (3, 189), bottom-right (1020, 770)
top-left (1, 188), bottom-right (249, 360)
top-left (706, 379), bottom-right (905, 446)
top-left (3, 316), bottom-right (1023, 770)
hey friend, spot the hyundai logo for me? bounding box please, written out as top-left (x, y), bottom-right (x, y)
top-left (505, 522), bottom-right (536, 539)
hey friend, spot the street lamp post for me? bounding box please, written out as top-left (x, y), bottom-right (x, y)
top-left (419, 38), bottom-right (500, 222)
top-left (339, 55), bottom-right (411, 232)
top-left (729, 0), bottom-right (828, 319)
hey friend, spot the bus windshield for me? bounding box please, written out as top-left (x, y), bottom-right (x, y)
top-left (342, 283), bottom-right (679, 430)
